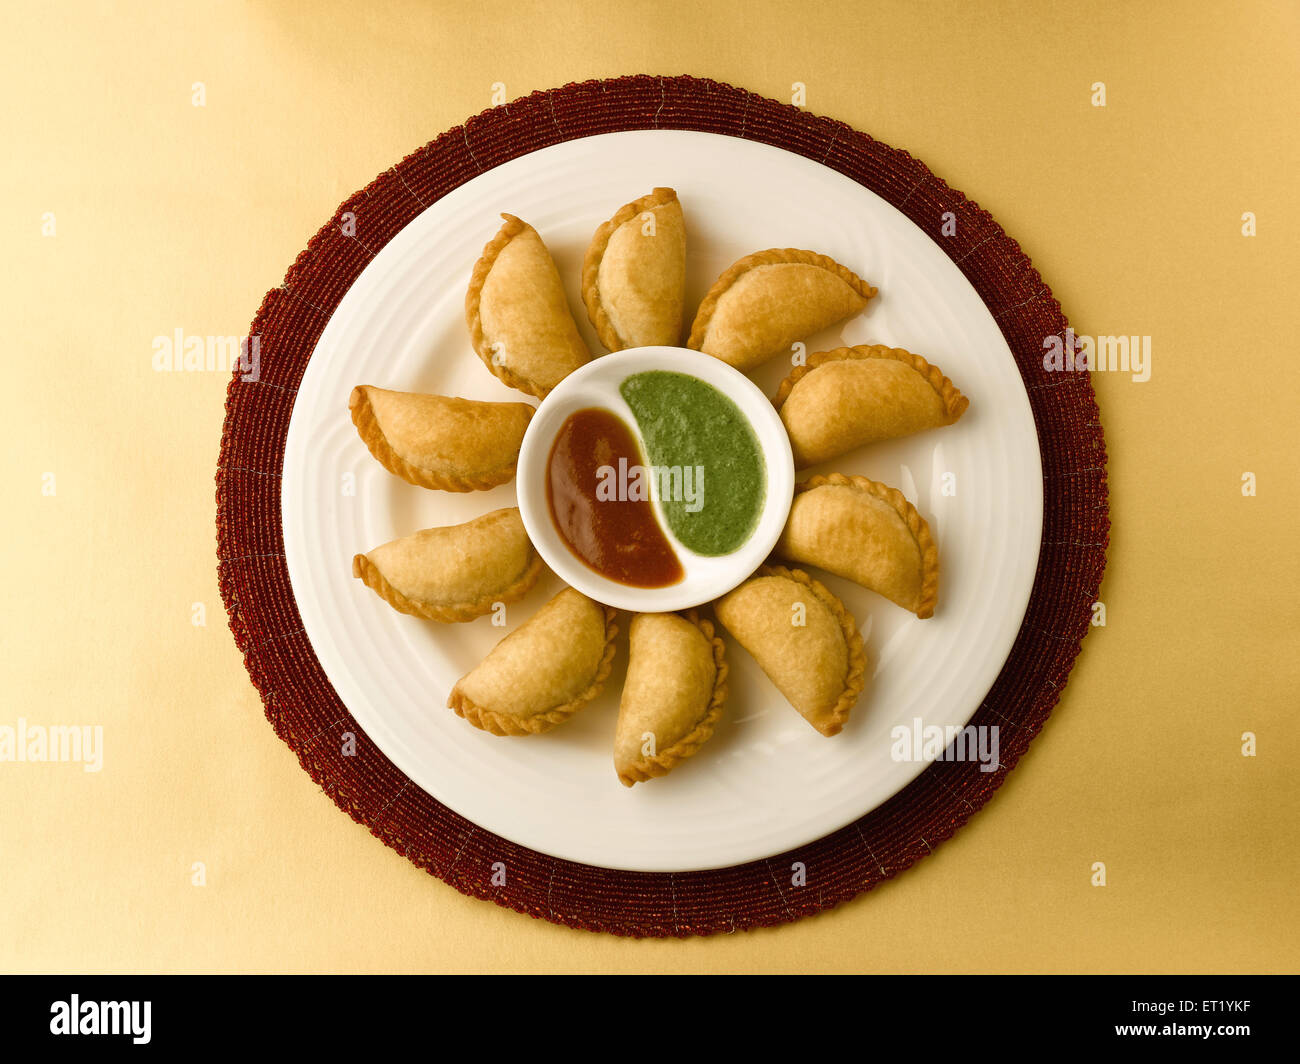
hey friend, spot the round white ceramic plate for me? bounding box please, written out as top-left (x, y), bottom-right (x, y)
top-left (282, 129), bottom-right (1043, 873)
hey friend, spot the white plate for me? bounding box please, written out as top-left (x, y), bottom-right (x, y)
top-left (281, 130), bottom-right (1043, 873)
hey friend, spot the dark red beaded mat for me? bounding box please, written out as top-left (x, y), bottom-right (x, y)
top-left (216, 75), bottom-right (1108, 937)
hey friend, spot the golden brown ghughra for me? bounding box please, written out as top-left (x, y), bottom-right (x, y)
top-left (614, 611), bottom-right (728, 787)
top-left (352, 507), bottom-right (542, 623)
top-left (773, 345), bottom-right (969, 468)
top-left (349, 386), bottom-right (534, 491)
top-left (465, 214), bottom-right (590, 398)
top-left (687, 249), bottom-right (876, 371)
top-left (582, 187), bottom-right (687, 351)
top-left (775, 474), bottom-right (939, 618)
top-left (714, 566), bottom-right (866, 737)
top-left (448, 587), bottom-right (618, 736)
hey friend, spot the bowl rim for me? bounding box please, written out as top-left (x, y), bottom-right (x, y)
top-left (515, 346), bottom-right (796, 612)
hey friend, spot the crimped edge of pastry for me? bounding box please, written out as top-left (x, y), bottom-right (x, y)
top-left (464, 212), bottom-right (551, 399)
top-left (793, 473), bottom-right (939, 619)
top-left (771, 344), bottom-right (970, 423)
top-left (752, 564), bottom-right (867, 737)
top-left (348, 386), bottom-right (528, 492)
top-left (448, 602), bottom-right (620, 736)
top-left (616, 610), bottom-right (730, 787)
top-left (686, 248), bottom-right (878, 351)
top-left (581, 187), bottom-right (680, 353)
top-left (351, 548), bottom-right (544, 624)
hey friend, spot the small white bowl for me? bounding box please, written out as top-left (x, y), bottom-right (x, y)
top-left (516, 347), bottom-right (795, 612)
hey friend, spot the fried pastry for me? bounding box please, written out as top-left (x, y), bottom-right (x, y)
top-left (582, 187), bottom-right (687, 351)
top-left (466, 214), bottom-right (590, 398)
top-left (687, 249), bottom-right (876, 371)
top-left (352, 507), bottom-right (542, 622)
top-left (349, 386), bottom-right (534, 491)
top-left (448, 588), bottom-right (618, 736)
top-left (773, 345), bottom-right (969, 468)
top-left (714, 566), bottom-right (866, 736)
top-left (614, 611), bottom-right (728, 786)
top-left (775, 474), bottom-right (939, 617)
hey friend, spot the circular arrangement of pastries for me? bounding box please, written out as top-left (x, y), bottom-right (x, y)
top-left (348, 188), bottom-right (969, 785)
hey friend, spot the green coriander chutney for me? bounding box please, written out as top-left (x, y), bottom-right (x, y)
top-left (619, 370), bottom-right (765, 556)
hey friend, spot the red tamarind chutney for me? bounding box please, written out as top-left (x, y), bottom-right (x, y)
top-left (545, 407), bottom-right (684, 588)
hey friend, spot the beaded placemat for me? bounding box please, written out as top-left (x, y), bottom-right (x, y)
top-left (216, 75), bottom-right (1108, 937)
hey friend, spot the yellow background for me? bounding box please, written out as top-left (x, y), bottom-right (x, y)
top-left (3, 0), bottom-right (1297, 973)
